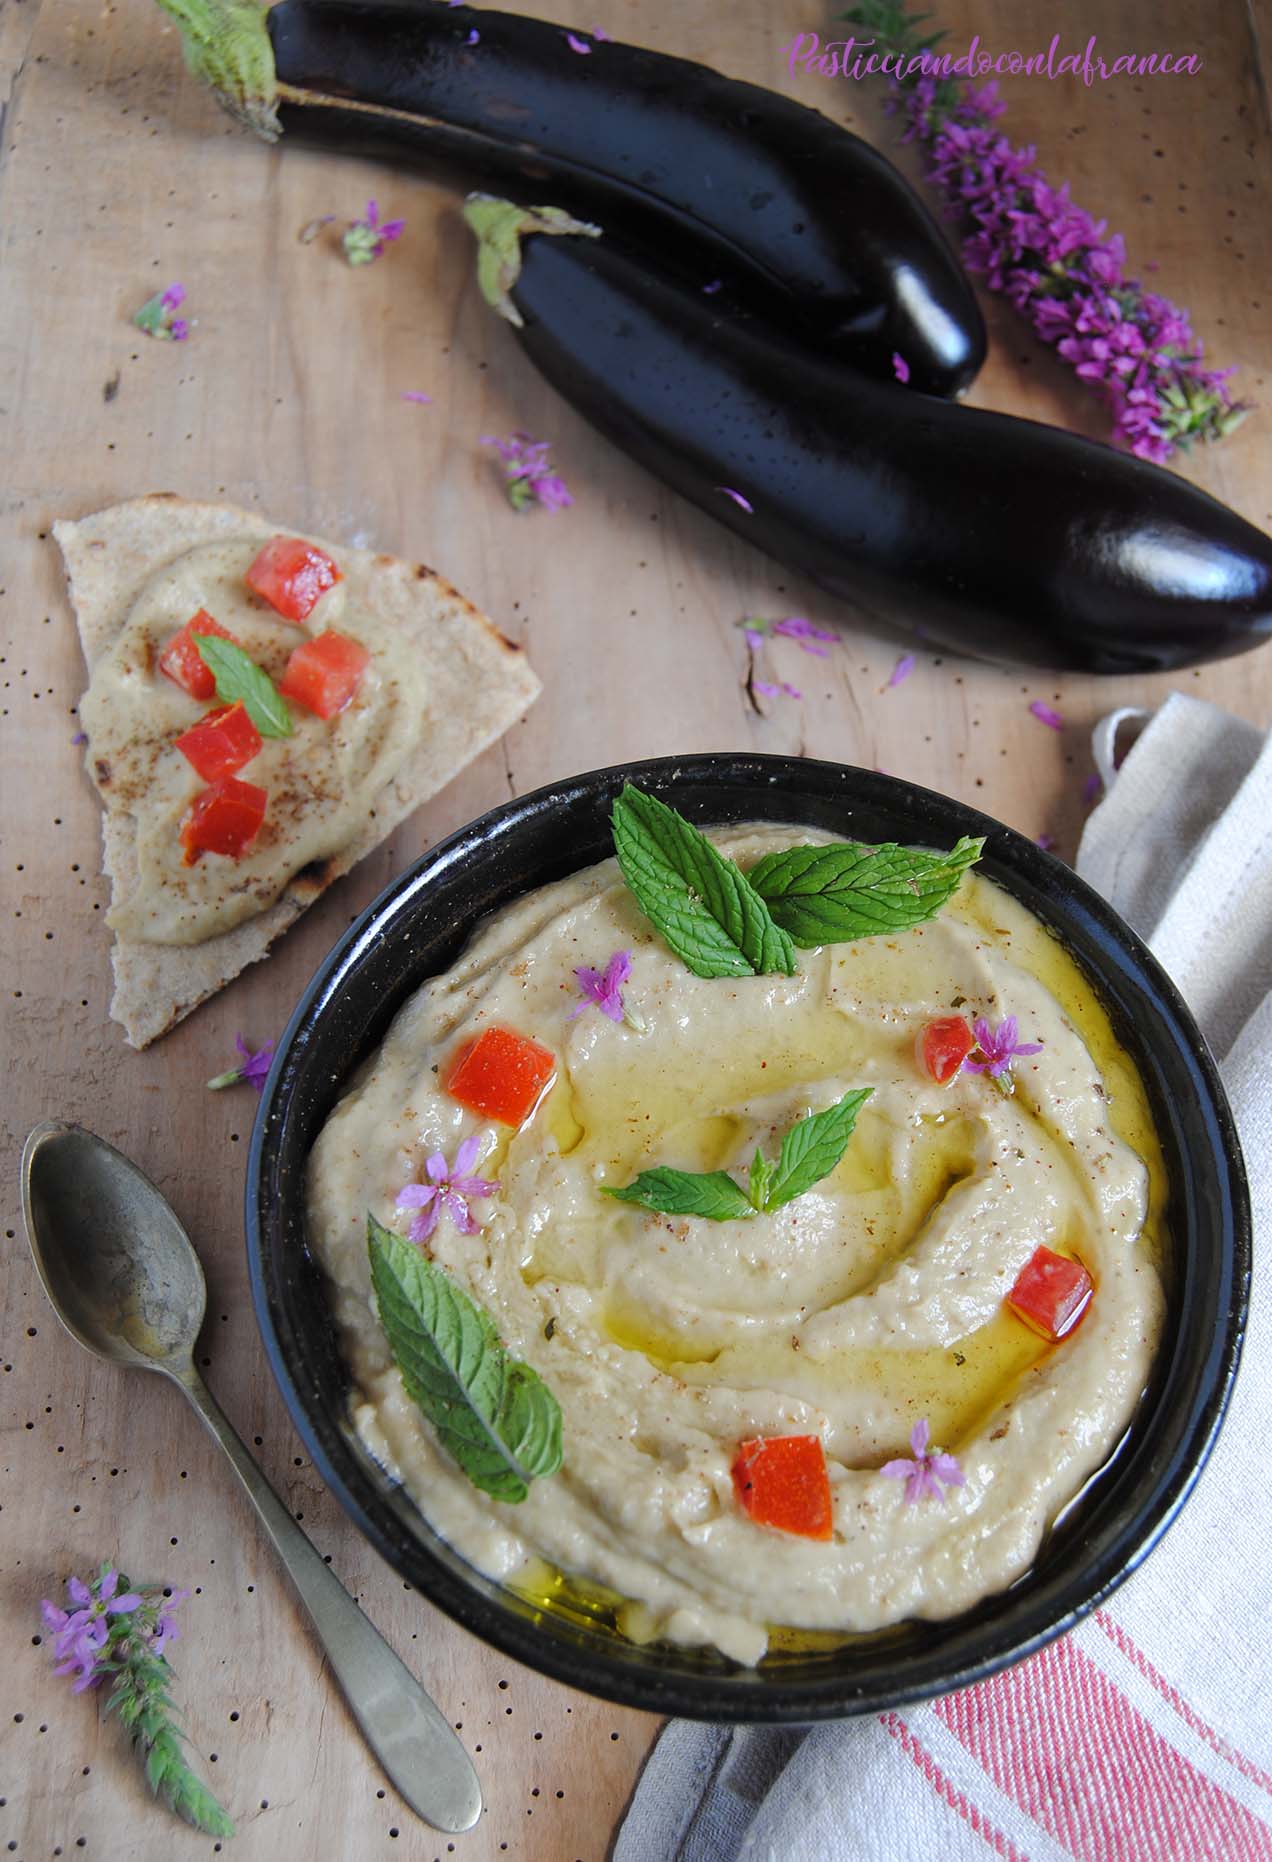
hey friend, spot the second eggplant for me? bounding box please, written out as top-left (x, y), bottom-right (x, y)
top-left (466, 202), bottom-right (1272, 675)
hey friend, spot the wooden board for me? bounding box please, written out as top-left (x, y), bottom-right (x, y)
top-left (1, 0), bottom-right (1269, 1855)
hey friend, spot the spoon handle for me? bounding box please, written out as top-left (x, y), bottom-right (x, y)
top-left (177, 1366), bottom-right (482, 1835)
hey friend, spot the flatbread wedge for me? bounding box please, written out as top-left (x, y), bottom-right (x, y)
top-left (56, 495), bottom-right (541, 1048)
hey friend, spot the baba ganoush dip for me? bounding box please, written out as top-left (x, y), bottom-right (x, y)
top-left (306, 824), bottom-right (1166, 1665)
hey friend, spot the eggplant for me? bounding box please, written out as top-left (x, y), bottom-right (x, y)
top-left (466, 203), bottom-right (1272, 674)
top-left (164, 0), bottom-right (986, 396)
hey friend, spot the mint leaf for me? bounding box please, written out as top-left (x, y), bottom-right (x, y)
top-left (603, 1090), bottom-right (872, 1221)
top-left (368, 1215), bottom-right (562, 1503)
top-left (192, 632), bottom-right (293, 739)
top-left (764, 1090), bottom-right (873, 1210)
top-left (610, 786), bottom-right (796, 979)
top-left (603, 1167), bottom-right (756, 1221)
top-left (747, 835), bottom-right (984, 946)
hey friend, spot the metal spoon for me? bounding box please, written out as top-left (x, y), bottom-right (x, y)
top-left (20, 1120), bottom-right (482, 1836)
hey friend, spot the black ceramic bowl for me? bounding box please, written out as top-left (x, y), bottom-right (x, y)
top-left (247, 755), bottom-right (1249, 1721)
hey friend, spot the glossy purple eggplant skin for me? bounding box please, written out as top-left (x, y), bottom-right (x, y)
top-left (266, 0), bottom-right (986, 397)
top-left (494, 232), bottom-right (1272, 672)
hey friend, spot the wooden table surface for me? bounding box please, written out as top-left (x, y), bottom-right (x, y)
top-left (2, 0), bottom-right (1269, 1856)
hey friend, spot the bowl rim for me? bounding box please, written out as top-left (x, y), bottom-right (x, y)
top-left (246, 753), bottom-right (1250, 1721)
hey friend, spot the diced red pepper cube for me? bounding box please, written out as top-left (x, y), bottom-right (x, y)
top-left (245, 536), bottom-right (341, 623)
top-left (917, 1015), bottom-right (975, 1085)
top-left (1007, 1246), bottom-right (1093, 1342)
top-left (443, 1026), bottom-right (556, 1128)
top-left (179, 777), bottom-right (268, 865)
top-left (278, 631), bottom-right (370, 719)
top-left (158, 611), bottom-right (241, 701)
top-left (174, 701), bottom-right (263, 782)
top-left (731, 1435), bottom-right (833, 1541)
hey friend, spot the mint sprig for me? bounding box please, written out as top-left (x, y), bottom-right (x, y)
top-left (746, 836), bottom-right (984, 946)
top-left (610, 785), bottom-right (796, 979)
top-left (604, 1090), bottom-right (872, 1220)
top-left (368, 1216), bottom-right (563, 1503)
top-left (192, 632), bottom-right (293, 739)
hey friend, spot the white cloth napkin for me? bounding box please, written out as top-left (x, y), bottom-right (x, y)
top-left (615, 694), bottom-right (1272, 1862)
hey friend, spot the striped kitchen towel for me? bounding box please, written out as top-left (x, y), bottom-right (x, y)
top-left (614, 694), bottom-right (1272, 1862)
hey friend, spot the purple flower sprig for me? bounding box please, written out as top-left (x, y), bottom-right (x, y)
top-left (845, 2), bottom-right (1249, 461)
top-left (207, 1033), bottom-right (275, 1094)
top-left (342, 198), bottom-right (405, 267)
top-left (397, 1136), bottom-right (500, 1245)
top-left (483, 431), bottom-right (573, 512)
top-left (964, 1014), bottom-right (1043, 1089)
top-left (881, 1418), bottom-right (965, 1504)
top-left (570, 949), bottom-right (646, 1031)
top-left (132, 284), bottom-right (188, 342)
top-left (39, 1565), bottom-right (231, 1837)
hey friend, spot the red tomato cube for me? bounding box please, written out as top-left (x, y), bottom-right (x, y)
top-left (732, 1435), bottom-right (833, 1541)
top-left (179, 777), bottom-right (268, 865)
top-left (245, 536), bottom-right (341, 623)
top-left (443, 1026), bottom-right (556, 1128)
top-left (918, 1015), bottom-right (975, 1084)
top-left (278, 631), bottom-right (371, 719)
top-left (174, 702), bottom-right (263, 782)
top-left (1007, 1246), bottom-right (1094, 1342)
top-left (157, 611), bottom-right (241, 701)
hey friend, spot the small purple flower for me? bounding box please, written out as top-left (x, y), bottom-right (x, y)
top-left (565, 31), bottom-right (592, 53)
top-left (132, 283), bottom-right (190, 342)
top-left (151, 1588), bottom-right (190, 1656)
top-left (401, 390), bottom-right (433, 405)
top-left (771, 615), bottom-right (835, 657)
top-left (483, 431), bottom-right (573, 512)
top-left (718, 487), bottom-right (753, 513)
top-left (891, 351), bottom-right (911, 384)
top-left (42, 1568), bottom-right (143, 1693)
top-left (964, 1014), bottom-right (1043, 1081)
top-left (888, 653), bottom-right (916, 688)
top-left (343, 199), bottom-right (405, 267)
top-left (1029, 700), bottom-right (1064, 731)
top-left (570, 949), bottom-right (644, 1030)
top-left (397, 1137), bottom-right (500, 1245)
top-left (207, 1034), bottom-right (275, 1095)
top-left (881, 1418), bottom-right (965, 1505)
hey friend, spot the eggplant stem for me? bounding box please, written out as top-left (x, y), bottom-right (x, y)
top-left (153, 0), bottom-right (280, 141)
top-left (462, 195), bottom-right (602, 327)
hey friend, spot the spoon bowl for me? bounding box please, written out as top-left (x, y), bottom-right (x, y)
top-left (23, 1122), bottom-right (205, 1372)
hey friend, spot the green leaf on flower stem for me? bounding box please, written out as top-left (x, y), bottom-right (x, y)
top-left (368, 1215), bottom-right (563, 1503)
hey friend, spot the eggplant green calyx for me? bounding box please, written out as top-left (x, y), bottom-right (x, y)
top-left (463, 195), bottom-right (601, 327)
top-left (154, 0), bottom-right (280, 141)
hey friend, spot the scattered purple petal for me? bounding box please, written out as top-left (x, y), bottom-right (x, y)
top-left (207, 1034), bottom-right (275, 1094)
top-left (1082, 772), bottom-right (1104, 806)
top-left (718, 487), bottom-right (753, 513)
top-left (702, 279), bottom-right (723, 295)
top-left (397, 1139), bottom-right (499, 1245)
top-left (343, 199), bottom-right (405, 266)
top-left (887, 653), bottom-right (917, 688)
top-left (1035, 833), bottom-right (1056, 851)
top-left (891, 351), bottom-right (911, 384)
top-left (483, 430), bottom-right (572, 512)
top-left (592, 23), bottom-right (611, 40)
top-left (753, 679), bottom-right (803, 701)
top-left (565, 31), bottom-right (592, 53)
top-left (964, 1013), bottom-right (1044, 1081)
top-left (401, 390), bottom-right (433, 405)
top-left (466, 27), bottom-right (479, 43)
top-left (772, 615), bottom-right (835, 657)
top-left (132, 284), bottom-right (190, 342)
top-left (71, 730), bottom-right (88, 746)
top-left (880, 1418), bottom-right (965, 1505)
top-left (1029, 700), bottom-right (1064, 731)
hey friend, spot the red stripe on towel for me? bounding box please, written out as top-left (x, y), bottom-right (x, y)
top-left (880, 1710), bottom-right (1031, 1862)
top-left (935, 1635), bottom-right (1272, 1861)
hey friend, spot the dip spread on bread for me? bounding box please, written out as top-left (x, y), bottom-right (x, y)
top-left (79, 533), bottom-right (427, 945)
